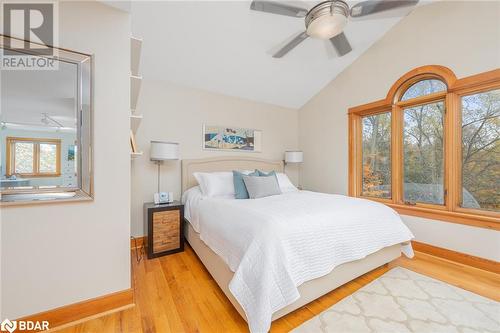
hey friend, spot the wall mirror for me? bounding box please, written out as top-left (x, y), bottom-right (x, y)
top-left (0, 35), bottom-right (93, 204)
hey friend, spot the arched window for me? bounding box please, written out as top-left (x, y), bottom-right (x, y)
top-left (348, 66), bottom-right (500, 230)
top-left (398, 76), bottom-right (448, 206)
top-left (400, 79), bottom-right (447, 101)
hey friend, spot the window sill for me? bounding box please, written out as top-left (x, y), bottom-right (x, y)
top-left (386, 203), bottom-right (500, 231)
top-left (0, 190), bottom-right (93, 207)
top-left (9, 173), bottom-right (62, 178)
top-left (357, 196), bottom-right (499, 230)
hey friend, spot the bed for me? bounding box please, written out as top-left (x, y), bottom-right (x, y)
top-left (181, 156), bottom-right (413, 333)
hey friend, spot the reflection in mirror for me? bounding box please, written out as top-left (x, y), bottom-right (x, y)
top-left (1, 61), bottom-right (78, 189)
top-left (0, 35), bottom-right (93, 204)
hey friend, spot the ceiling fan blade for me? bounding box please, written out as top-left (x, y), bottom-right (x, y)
top-left (250, 1), bottom-right (308, 18)
top-left (330, 32), bottom-right (352, 57)
top-left (350, 0), bottom-right (419, 18)
top-left (273, 31), bottom-right (309, 58)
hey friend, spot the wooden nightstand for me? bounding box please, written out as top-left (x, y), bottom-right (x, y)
top-left (144, 201), bottom-right (184, 259)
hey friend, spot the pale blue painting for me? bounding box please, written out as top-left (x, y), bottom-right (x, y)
top-left (203, 125), bottom-right (260, 151)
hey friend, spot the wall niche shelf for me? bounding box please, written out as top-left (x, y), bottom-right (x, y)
top-left (130, 113), bottom-right (143, 133)
top-left (130, 75), bottom-right (143, 111)
top-left (130, 36), bottom-right (143, 159)
top-left (130, 36), bottom-right (142, 77)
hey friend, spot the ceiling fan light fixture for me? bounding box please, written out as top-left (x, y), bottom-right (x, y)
top-left (306, 13), bottom-right (347, 39)
top-left (305, 0), bottom-right (349, 39)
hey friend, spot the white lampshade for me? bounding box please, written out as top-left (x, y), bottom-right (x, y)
top-left (150, 141), bottom-right (179, 161)
top-left (285, 151), bottom-right (303, 163)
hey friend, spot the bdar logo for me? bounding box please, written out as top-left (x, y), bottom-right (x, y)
top-left (0, 319), bottom-right (17, 333)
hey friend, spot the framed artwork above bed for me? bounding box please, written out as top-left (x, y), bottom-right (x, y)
top-left (203, 124), bottom-right (262, 152)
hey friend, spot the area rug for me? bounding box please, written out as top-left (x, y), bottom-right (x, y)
top-left (292, 267), bottom-right (500, 333)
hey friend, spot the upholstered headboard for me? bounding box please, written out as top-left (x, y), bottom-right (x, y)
top-left (181, 156), bottom-right (284, 193)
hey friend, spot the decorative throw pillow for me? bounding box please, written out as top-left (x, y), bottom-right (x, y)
top-left (256, 169), bottom-right (276, 177)
top-left (193, 172), bottom-right (234, 197)
top-left (242, 174), bottom-right (281, 199)
top-left (276, 173), bottom-right (298, 193)
top-left (233, 170), bottom-right (258, 199)
top-left (256, 170), bottom-right (298, 193)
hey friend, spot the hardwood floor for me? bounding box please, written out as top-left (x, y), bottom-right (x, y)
top-left (58, 245), bottom-right (500, 333)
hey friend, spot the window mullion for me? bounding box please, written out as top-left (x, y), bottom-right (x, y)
top-left (445, 93), bottom-right (460, 212)
top-left (56, 142), bottom-right (61, 175)
top-left (356, 117), bottom-right (363, 195)
top-left (355, 115), bottom-right (363, 197)
top-left (391, 105), bottom-right (402, 204)
top-left (34, 142), bottom-right (40, 174)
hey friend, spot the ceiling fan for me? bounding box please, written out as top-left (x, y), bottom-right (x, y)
top-left (250, 0), bottom-right (419, 58)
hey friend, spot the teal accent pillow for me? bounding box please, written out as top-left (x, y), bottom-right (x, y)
top-left (233, 170), bottom-right (258, 199)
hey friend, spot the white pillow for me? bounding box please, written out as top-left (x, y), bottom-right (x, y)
top-left (276, 173), bottom-right (298, 193)
top-left (193, 172), bottom-right (235, 197)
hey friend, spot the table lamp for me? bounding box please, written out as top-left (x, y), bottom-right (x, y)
top-left (150, 141), bottom-right (179, 204)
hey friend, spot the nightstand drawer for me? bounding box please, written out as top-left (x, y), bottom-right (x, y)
top-left (144, 201), bottom-right (184, 259)
top-left (152, 210), bottom-right (180, 253)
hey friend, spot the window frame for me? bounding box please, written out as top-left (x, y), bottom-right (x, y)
top-left (349, 66), bottom-right (500, 230)
top-left (6, 137), bottom-right (62, 178)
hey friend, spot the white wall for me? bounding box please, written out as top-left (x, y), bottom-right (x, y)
top-left (131, 80), bottom-right (299, 237)
top-left (298, 1), bottom-right (500, 261)
top-left (1, 2), bottom-right (131, 319)
top-left (404, 216), bottom-right (500, 261)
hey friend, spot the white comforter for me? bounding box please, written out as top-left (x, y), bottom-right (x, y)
top-left (184, 189), bottom-right (414, 333)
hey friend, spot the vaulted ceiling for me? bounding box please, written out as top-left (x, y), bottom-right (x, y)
top-left (131, 1), bottom-right (425, 109)
top-left (1, 61), bottom-right (77, 128)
